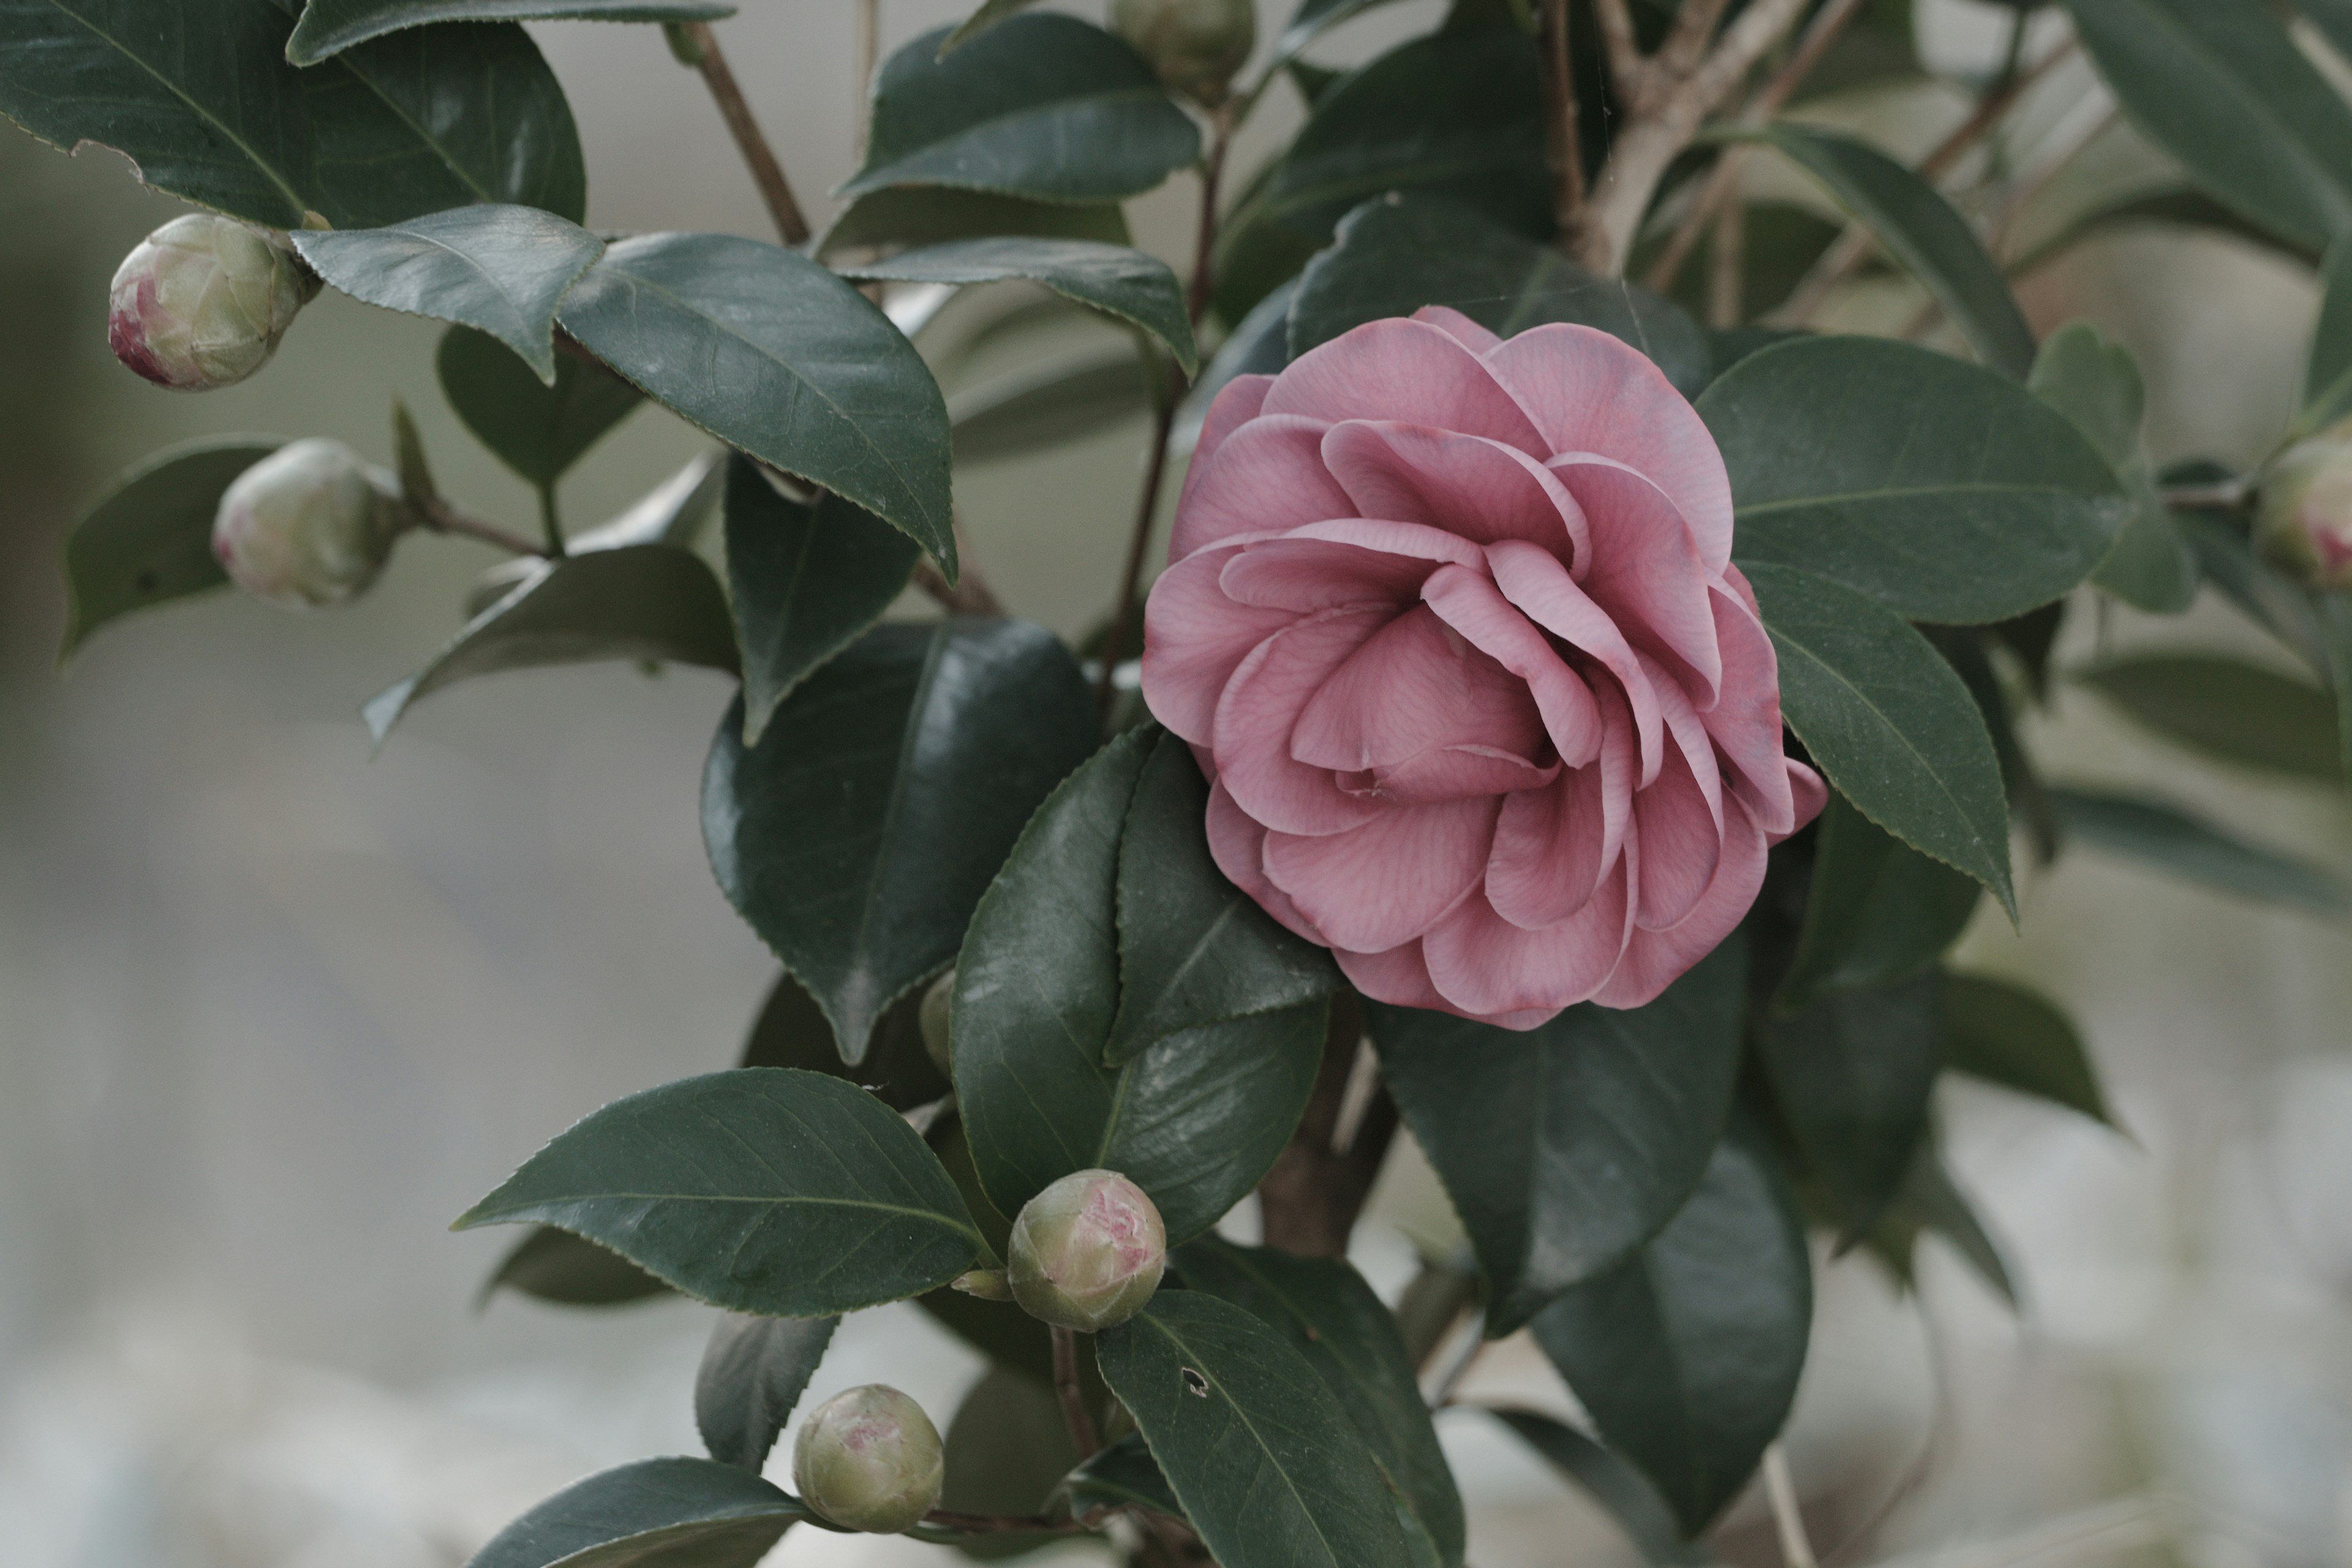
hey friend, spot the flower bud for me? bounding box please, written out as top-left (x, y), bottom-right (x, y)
top-left (919, 971), bottom-right (956, 1078)
top-left (108, 214), bottom-right (316, 391)
top-left (213, 439), bottom-right (411, 608)
top-left (791, 1384), bottom-right (945, 1534)
top-left (1110, 0), bottom-right (1255, 107)
top-left (1007, 1169), bottom-right (1166, 1332)
top-left (2257, 431), bottom-right (2352, 590)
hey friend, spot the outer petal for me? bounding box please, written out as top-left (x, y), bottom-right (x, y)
top-left (1263, 318), bottom-right (1547, 454)
top-left (1205, 778), bottom-right (1325, 943)
top-left (1481, 322), bottom-right (1735, 570)
top-left (1631, 742), bottom-right (1721, 932)
top-left (1337, 941), bottom-right (1561, 1030)
top-left (1219, 535), bottom-right (1443, 613)
top-left (1169, 413), bottom-right (1353, 559)
top-left (1174, 372), bottom-right (1273, 522)
top-left (1779, 760), bottom-right (1828, 843)
top-left (1412, 303), bottom-right (1503, 353)
top-left (1292, 604), bottom-right (1548, 777)
top-left (1263, 796), bottom-right (1497, 952)
top-left (1421, 563), bottom-right (1601, 767)
top-left (1487, 538), bottom-right (1664, 785)
top-left (1703, 575), bottom-right (1798, 836)
top-left (1550, 454), bottom-right (1721, 703)
top-left (1595, 796), bottom-right (1766, 1007)
top-left (1323, 421), bottom-right (1591, 565)
top-left (1213, 606), bottom-right (1392, 835)
top-left (1140, 541), bottom-right (1295, 744)
top-left (1423, 856), bottom-right (1635, 1020)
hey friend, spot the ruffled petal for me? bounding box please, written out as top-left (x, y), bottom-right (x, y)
top-left (1140, 541), bottom-right (1295, 745)
top-left (1422, 855), bottom-right (1635, 1019)
top-left (1420, 563), bottom-right (1600, 767)
top-left (1204, 777), bottom-right (1326, 943)
top-left (1779, 760), bottom-right (1828, 844)
top-left (1174, 372), bottom-right (1273, 521)
top-left (1703, 574), bottom-right (1798, 836)
top-left (1596, 796), bottom-right (1766, 1007)
top-left (1264, 796), bottom-right (1497, 951)
top-left (1291, 604), bottom-right (1549, 777)
top-left (1485, 678), bottom-right (1636, 928)
top-left (1263, 318), bottom-right (1546, 454)
top-left (1549, 454), bottom-right (1721, 704)
top-left (1213, 606), bottom-right (1392, 835)
top-left (1219, 535), bottom-right (1443, 613)
top-left (1486, 539), bottom-right (1664, 785)
top-left (1412, 304), bottom-right (1503, 353)
top-left (1322, 421), bottom-right (1591, 565)
top-left (1169, 413), bottom-right (1353, 559)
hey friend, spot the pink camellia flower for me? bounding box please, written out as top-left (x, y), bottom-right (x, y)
top-left (1140, 308), bottom-right (1826, 1029)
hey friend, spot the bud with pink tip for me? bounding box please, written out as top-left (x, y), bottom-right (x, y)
top-left (2257, 428), bottom-right (2352, 590)
top-left (1006, 1168), bottom-right (1166, 1332)
top-left (213, 439), bottom-right (412, 608)
top-left (792, 1384), bottom-right (945, 1533)
top-left (108, 215), bottom-right (317, 391)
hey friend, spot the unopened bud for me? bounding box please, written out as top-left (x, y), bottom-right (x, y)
top-left (792, 1384), bottom-right (944, 1534)
top-left (213, 439), bottom-right (412, 608)
top-left (1007, 1169), bottom-right (1166, 1332)
top-left (108, 215), bottom-right (316, 391)
top-left (919, 971), bottom-right (956, 1078)
top-left (1110, 0), bottom-right (1255, 107)
top-left (2257, 431), bottom-right (2352, 590)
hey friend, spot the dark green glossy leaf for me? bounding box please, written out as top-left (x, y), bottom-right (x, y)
top-left (1756, 971), bottom-right (1941, 1237)
top-left (1531, 1134), bottom-right (1811, 1536)
top-left (706, 620), bottom-right (1096, 1060)
top-left (2171, 506), bottom-right (2334, 673)
top-left (462, 453), bottom-right (722, 616)
top-left (466, 1457), bottom-right (805, 1568)
top-left (1288, 194), bottom-right (1711, 396)
top-left (950, 345), bottom-right (1153, 466)
top-left (288, 0), bottom-right (732, 64)
top-left (2075, 654), bottom-right (2342, 783)
top-left (1063, 1433), bottom-right (1183, 1520)
top-left (741, 969), bottom-right (951, 1109)
top-left (1096, 1292), bottom-right (1415, 1568)
top-left (1778, 793), bottom-right (1979, 1014)
top-left (1743, 562), bottom-right (2014, 916)
top-left (1940, 971), bottom-right (2114, 1127)
top-left (2049, 786), bottom-right (2352, 916)
top-left (59, 435), bottom-right (279, 657)
top-left (940, 1366), bottom-right (1079, 1561)
top-left (939, 0), bottom-right (1041, 54)
top-left (559, 232), bottom-right (956, 569)
top-left (2006, 184), bottom-right (2317, 279)
top-left (1702, 337), bottom-right (2125, 624)
top-left (2062, 0), bottom-right (2352, 254)
top-left (1213, 25), bottom-right (1548, 323)
top-left (1174, 1238), bottom-right (1465, 1568)
top-left (696, 1312), bottom-right (835, 1474)
top-left (2026, 322), bottom-right (2196, 613)
top-left (0, 0), bottom-right (584, 228)
top-left (817, 187), bottom-right (1131, 259)
top-left (1860, 1137), bottom-right (2015, 1306)
top-left (298, 207), bottom-right (602, 383)
top-left (484, 1226), bottom-right (671, 1308)
top-left (1107, 730), bottom-right (1338, 1063)
top-left (952, 732), bottom-right (1326, 1240)
top-left (721, 456), bottom-right (917, 748)
top-left (437, 326), bottom-right (643, 489)
top-left (841, 238), bottom-right (1197, 374)
top-left (1727, 123), bottom-right (2033, 377)
top-left (456, 1068), bottom-right (983, 1316)
top-left (2326, 597), bottom-right (2352, 791)
top-left (2304, 241), bottom-right (2352, 433)
top-left (842, 16), bottom-right (1199, 204)
top-left (1366, 937), bottom-right (1748, 1335)
top-left (1481, 1410), bottom-right (1694, 1567)
top-left (363, 545), bottom-right (736, 743)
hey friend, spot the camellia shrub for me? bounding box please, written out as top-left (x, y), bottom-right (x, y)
top-left (13, 0), bottom-right (2352, 1563)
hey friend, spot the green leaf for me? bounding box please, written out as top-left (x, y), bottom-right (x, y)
top-left (1529, 1134), bottom-right (1812, 1536)
top-left (298, 207), bottom-right (603, 383)
top-left (1063, 1433), bottom-right (1184, 1521)
top-left (952, 731), bottom-right (1327, 1240)
top-left (2005, 183), bottom-right (2318, 279)
top-left (1482, 1411), bottom-right (1694, 1567)
top-left (363, 545), bottom-right (737, 743)
top-left (1096, 1292), bottom-right (1417, 1568)
top-left (938, 0), bottom-right (1042, 54)
top-left (2304, 240), bottom-right (2352, 433)
top-left (842, 15), bottom-right (1199, 205)
top-left (456, 1067), bottom-right (983, 1316)
top-left (1777, 793), bottom-right (1980, 1014)
top-left (1213, 24), bottom-right (1549, 324)
top-left (2172, 506), bottom-right (2334, 673)
top-left (466, 1457), bottom-right (805, 1568)
top-left (1725, 124), bottom-right (2034, 378)
top-left (0, 0), bottom-right (584, 228)
top-left (1742, 562), bottom-right (2015, 917)
top-left (1860, 1137), bottom-right (2015, 1306)
top-left (462, 453), bottom-right (722, 616)
top-left (1940, 971), bottom-right (2114, 1128)
top-left (1366, 936), bottom-right (1749, 1335)
top-left (558, 233), bottom-right (956, 570)
top-left (1755, 973), bottom-right (1942, 1237)
top-left (1288, 194), bottom-right (1711, 396)
top-left (696, 1313), bottom-right (837, 1473)
top-left (2048, 785), bottom-right (2352, 916)
top-left (2326, 596), bottom-right (2352, 791)
top-left (705, 620), bottom-right (1096, 1060)
top-left (1701, 337), bottom-right (2126, 624)
top-left (2027, 322), bottom-right (2197, 613)
top-left (484, 1226), bottom-right (672, 1308)
top-left (288, 0), bottom-right (732, 64)
top-left (1273, 0), bottom-right (1414, 64)
top-left (2062, 0), bottom-right (2352, 254)
top-left (950, 345), bottom-right (1154, 466)
top-left (59, 435), bottom-right (279, 658)
top-left (2075, 654), bottom-right (2342, 783)
top-left (1107, 730), bottom-right (1339, 1063)
top-left (816, 187), bottom-right (1131, 259)
top-left (743, 968), bottom-right (951, 1107)
top-left (840, 238), bottom-right (1198, 374)
top-left (1174, 1238), bottom-right (1466, 1568)
top-left (437, 326), bottom-right (643, 489)
top-left (721, 457), bottom-right (917, 749)
top-left (939, 1366), bottom-right (1080, 1561)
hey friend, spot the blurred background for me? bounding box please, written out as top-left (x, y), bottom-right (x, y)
top-left (4, 2), bottom-right (2352, 1565)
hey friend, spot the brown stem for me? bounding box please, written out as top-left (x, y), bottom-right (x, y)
top-left (1659, 0), bottom-right (1733, 78)
top-left (1095, 393), bottom-right (1178, 728)
top-left (1052, 1326), bottom-right (1102, 1460)
top-left (1539, 0), bottom-right (1586, 247)
top-left (680, 23), bottom-right (812, 246)
top-left (1186, 108), bottom-right (1235, 327)
top-left (914, 518), bottom-right (1006, 615)
top-left (1256, 993), bottom-right (1401, 1257)
top-left (1592, 0), bottom-right (1647, 105)
top-left (413, 496), bottom-right (546, 559)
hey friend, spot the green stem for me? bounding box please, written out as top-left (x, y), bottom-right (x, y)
top-left (537, 482), bottom-right (567, 559)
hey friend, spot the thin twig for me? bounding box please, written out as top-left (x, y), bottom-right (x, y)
top-left (855, 0), bottom-right (880, 160)
top-left (1186, 106), bottom-right (1235, 326)
top-left (1095, 393), bottom-right (1178, 726)
top-left (412, 496), bottom-right (546, 559)
top-left (680, 23), bottom-right (811, 246)
top-left (1592, 0), bottom-right (1648, 105)
top-left (1764, 1444), bottom-right (1820, 1568)
top-left (1052, 1326), bottom-right (1102, 1460)
top-left (1539, 0), bottom-right (1586, 245)
top-left (1659, 0), bottom-right (1733, 78)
